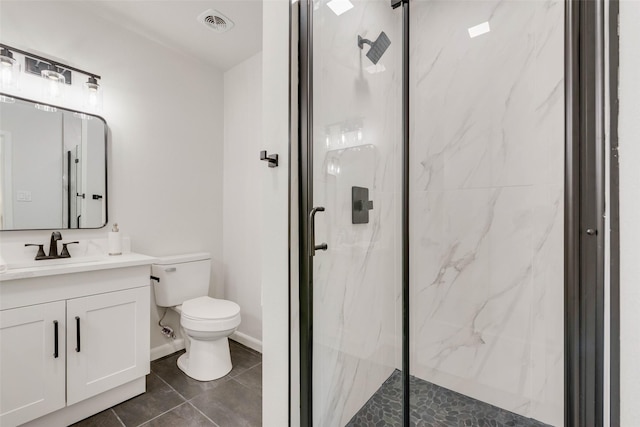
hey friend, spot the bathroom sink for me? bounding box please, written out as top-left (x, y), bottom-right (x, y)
top-left (0, 253), bottom-right (156, 281)
top-left (7, 256), bottom-right (104, 270)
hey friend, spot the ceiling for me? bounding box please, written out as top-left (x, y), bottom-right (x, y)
top-left (83, 1), bottom-right (263, 71)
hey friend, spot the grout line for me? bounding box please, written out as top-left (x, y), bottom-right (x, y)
top-left (229, 361), bottom-right (262, 379)
top-left (147, 349), bottom-right (258, 426)
top-left (229, 376), bottom-right (263, 396)
top-left (153, 372), bottom-right (188, 402)
top-left (129, 373), bottom-right (189, 426)
top-left (110, 409), bottom-right (126, 427)
top-left (187, 401), bottom-right (221, 427)
top-left (135, 402), bottom-right (189, 427)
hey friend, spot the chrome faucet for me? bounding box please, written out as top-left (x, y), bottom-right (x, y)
top-left (25, 231), bottom-right (78, 260)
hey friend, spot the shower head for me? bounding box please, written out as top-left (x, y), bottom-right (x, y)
top-left (358, 31), bottom-right (391, 65)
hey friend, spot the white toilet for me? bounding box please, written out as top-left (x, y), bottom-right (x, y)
top-left (151, 253), bottom-right (241, 381)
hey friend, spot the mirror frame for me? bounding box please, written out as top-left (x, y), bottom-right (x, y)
top-left (0, 92), bottom-right (109, 231)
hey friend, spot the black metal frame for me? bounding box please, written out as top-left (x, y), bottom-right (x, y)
top-left (298, 0), bottom-right (313, 425)
top-left (608, 0), bottom-right (620, 424)
top-left (566, 0), bottom-right (607, 424)
top-left (297, 0), bottom-right (609, 425)
top-left (400, 1), bottom-right (410, 426)
top-left (0, 92), bottom-right (109, 231)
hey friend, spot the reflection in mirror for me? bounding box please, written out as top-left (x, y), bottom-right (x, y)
top-left (0, 94), bottom-right (107, 230)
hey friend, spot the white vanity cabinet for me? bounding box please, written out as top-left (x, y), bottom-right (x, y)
top-left (66, 287), bottom-right (149, 405)
top-left (0, 301), bottom-right (67, 427)
top-left (0, 254), bottom-right (154, 427)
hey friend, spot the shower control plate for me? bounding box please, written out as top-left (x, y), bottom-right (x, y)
top-left (352, 186), bottom-right (374, 224)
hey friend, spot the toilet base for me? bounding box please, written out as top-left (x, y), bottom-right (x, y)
top-left (177, 336), bottom-right (233, 381)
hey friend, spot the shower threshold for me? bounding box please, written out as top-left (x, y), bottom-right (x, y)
top-left (346, 370), bottom-right (551, 427)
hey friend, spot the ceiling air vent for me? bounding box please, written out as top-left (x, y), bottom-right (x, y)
top-left (197, 9), bottom-right (235, 34)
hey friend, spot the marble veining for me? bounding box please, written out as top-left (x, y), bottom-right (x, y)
top-left (409, 0), bottom-right (564, 425)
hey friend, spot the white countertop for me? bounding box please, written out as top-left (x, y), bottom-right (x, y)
top-left (0, 253), bottom-right (157, 281)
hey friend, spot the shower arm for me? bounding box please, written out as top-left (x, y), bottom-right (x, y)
top-left (357, 35), bottom-right (373, 50)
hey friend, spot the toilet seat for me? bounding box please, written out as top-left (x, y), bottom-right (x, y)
top-left (177, 296), bottom-right (241, 332)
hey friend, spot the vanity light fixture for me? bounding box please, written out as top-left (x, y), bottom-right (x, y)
top-left (83, 76), bottom-right (102, 111)
top-left (0, 43), bottom-right (103, 111)
top-left (0, 47), bottom-right (20, 90)
top-left (40, 63), bottom-right (66, 102)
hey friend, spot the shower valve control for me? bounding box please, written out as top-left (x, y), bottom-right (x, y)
top-left (352, 186), bottom-right (374, 224)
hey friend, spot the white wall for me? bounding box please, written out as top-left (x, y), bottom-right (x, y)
top-left (0, 1), bottom-right (225, 355)
top-left (618, 1), bottom-right (640, 424)
top-left (223, 52), bottom-right (263, 347)
top-left (261, 0), bottom-right (291, 425)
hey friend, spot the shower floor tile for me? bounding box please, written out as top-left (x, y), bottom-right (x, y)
top-left (346, 370), bottom-right (551, 427)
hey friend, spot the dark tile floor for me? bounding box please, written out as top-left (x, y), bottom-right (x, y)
top-left (347, 370), bottom-right (551, 427)
top-left (71, 340), bottom-right (262, 427)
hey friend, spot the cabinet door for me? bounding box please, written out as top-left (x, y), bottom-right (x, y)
top-left (66, 286), bottom-right (150, 405)
top-left (0, 301), bottom-right (66, 427)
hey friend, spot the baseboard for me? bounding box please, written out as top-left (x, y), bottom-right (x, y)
top-left (151, 333), bottom-right (261, 360)
top-left (23, 377), bottom-right (145, 427)
top-left (150, 338), bottom-right (185, 361)
top-left (231, 331), bottom-right (262, 353)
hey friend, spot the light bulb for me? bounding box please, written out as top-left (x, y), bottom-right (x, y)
top-left (1, 67), bottom-right (12, 87)
top-left (49, 79), bottom-right (60, 97)
top-left (41, 69), bottom-right (65, 101)
top-left (83, 76), bottom-right (103, 112)
top-left (0, 48), bottom-right (18, 90)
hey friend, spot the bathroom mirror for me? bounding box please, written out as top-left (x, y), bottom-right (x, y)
top-left (0, 93), bottom-right (107, 230)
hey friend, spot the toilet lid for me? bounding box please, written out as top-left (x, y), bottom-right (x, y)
top-left (181, 296), bottom-right (240, 320)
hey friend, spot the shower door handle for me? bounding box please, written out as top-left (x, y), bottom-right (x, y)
top-left (309, 207), bottom-right (328, 255)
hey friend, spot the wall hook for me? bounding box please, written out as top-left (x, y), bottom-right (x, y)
top-left (260, 150), bottom-right (279, 168)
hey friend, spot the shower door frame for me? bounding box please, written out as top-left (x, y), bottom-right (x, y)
top-left (295, 0), bottom-right (612, 426)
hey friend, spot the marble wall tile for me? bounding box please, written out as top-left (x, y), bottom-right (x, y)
top-left (409, 0), bottom-right (564, 425)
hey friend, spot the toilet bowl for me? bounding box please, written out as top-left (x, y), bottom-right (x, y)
top-left (173, 296), bottom-right (241, 381)
top-left (151, 253), bottom-right (242, 381)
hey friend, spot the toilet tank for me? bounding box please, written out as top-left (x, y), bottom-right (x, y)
top-left (151, 253), bottom-right (211, 307)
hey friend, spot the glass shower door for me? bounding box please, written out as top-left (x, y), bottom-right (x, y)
top-left (302, 0), bottom-right (572, 424)
top-left (307, 0), bottom-right (403, 425)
